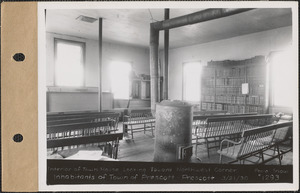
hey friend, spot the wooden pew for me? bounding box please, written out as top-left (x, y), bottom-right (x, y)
top-left (47, 111), bottom-right (117, 120)
top-left (47, 112), bottom-right (120, 130)
top-left (193, 112), bottom-right (257, 128)
top-left (122, 110), bottom-right (257, 140)
top-left (217, 121), bottom-right (293, 164)
top-left (123, 109), bottom-right (155, 139)
top-left (47, 121), bottom-right (117, 138)
top-left (194, 114), bottom-right (275, 158)
top-left (47, 121), bottom-right (123, 159)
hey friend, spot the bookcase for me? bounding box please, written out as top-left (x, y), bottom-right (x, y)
top-left (131, 74), bottom-right (151, 99)
top-left (201, 56), bottom-right (267, 114)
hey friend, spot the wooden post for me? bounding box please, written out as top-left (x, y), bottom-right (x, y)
top-left (45, 9), bottom-right (47, 24)
top-left (158, 58), bottom-right (161, 102)
top-left (98, 18), bottom-right (103, 112)
top-left (149, 8), bottom-right (254, 110)
top-left (163, 8), bottom-right (170, 100)
top-left (150, 24), bottom-right (159, 111)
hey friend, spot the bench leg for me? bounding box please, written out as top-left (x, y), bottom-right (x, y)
top-left (219, 154), bottom-right (223, 164)
top-left (123, 124), bottom-right (127, 134)
top-left (151, 123), bottom-right (154, 137)
top-left (195, 137), bottom-right (198, 158)
top-left (195, 137), bottom-right (202, 162)
top-left (206, 138), bottom-right (210, 158)
top-left (276, 145), bottom-right (282, 165)
top-left (131, 125), bottom-right (134, 139)
top-left (144, 123), bottom-right (146, 134)
top-left (260, 151), bottom-right (265, 164)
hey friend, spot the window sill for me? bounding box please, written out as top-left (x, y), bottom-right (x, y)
top-left (269, 106), bottom-right (293, 114)
top-left (47, 86), bottom-right (100, 93)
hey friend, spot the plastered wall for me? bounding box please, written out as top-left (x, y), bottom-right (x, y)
top-left (46, 26), bottom-right (292, 112)
top-left (46, 32), bottom-right (150, 112)
top-left (166, 26), bottom-right (292, 100)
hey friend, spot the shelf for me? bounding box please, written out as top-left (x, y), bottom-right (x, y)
top-left (201, 56), bottom-right (267, 114)
top-left (246, 103), bottom-right (264, 106)
top-left (132, 79), bottom-right (150, 82)
top-left (47, 86), bottom-right (99, 93)
top-left (246, 76), bottom-right (266, 78)
top-left (131, 75), bottom-right (151, 99)
top-left (216, 76), bottom-right (245, 79)
top-left (215, 86), bottom-right (242, 88)
top-left (215, 102), bottom-right (246, 105)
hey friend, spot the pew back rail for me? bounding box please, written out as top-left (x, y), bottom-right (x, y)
top-left (217, 121), bottom-right (293, 164)
top-left (47, 112), bottom-right (120, 130)
top-left (47, 121), bottom-right (116, 140)
top-left (195, 114), bottom-right (276, 158)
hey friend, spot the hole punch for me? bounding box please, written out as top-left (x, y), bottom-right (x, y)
top-left (13, 53), bottom-right (25, 62)
top-left (13, 134), bottom-right (23, 142)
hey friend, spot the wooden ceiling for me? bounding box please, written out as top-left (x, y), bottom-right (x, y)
top-left (46, 8), bottom-right (292, 49)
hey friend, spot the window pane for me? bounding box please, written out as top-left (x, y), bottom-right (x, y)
top-left (55, 40), bottom-right (84, 87)
top-left (110, 62), bottom-right (131, 99)
top-left (183, 62), bottom-right (202, 101)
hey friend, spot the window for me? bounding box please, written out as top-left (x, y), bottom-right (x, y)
top-left (54, 39), bottom-right (85, 87)
top-left (270, 49), bottom-right (295, 107)
top-left (109, 61), bottom-right (132, 99)
top-left (183, 62), bottom-right (202, 101)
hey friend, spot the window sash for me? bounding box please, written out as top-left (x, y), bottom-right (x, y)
top-left (109, 61), bottom-right (132, 99)
top-left (54, 39), bottom-right (85, 87)
top-left (183, 62), bottom-right (202, 102)
top-left (269, 50), bottom-right (294, 108)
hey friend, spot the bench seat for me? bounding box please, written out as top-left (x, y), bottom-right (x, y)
top-left (47, 121), bottom-right (123, 160)
top-left (195, 114), bottom-right (275, 159)
top-left (217, 121), bottom-right (292, 164)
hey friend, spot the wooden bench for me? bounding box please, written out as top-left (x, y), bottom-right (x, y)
top-left (217, 121), bottom-right (293, 164)
top-left (47, 121), bottom-right (123, 159)
top-left (47, 121), bottom-right (118, 139)
top-left (195, 114), bottom-right (275, 158)
top-left (123, 109), bottom-right (155, 139)
top-left (47, 111), bottom-right (117, 121)
top-left (47, 112), bottom-right (120, 130)
top-left (193, 112), bottom-right (257, 129)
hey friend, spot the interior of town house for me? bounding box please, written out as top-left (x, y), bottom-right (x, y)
top-left (46, 8), bottom-right (296, 165)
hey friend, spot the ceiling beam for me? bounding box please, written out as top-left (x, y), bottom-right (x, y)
top-left (150, 8), bottom-right (255, 111)
top-left (152, 8), bottom-right (255, 30)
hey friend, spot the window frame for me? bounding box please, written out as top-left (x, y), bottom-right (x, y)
top-left (182, 61), bottom-right (202, 102)
top-left (109, 61), bottom-right (132, 100)
top-left (54, 38), bottom-right (86, 87)
top-left (268, 50), bottom-right (295, 109)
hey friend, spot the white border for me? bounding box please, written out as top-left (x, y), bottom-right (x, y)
top-left (38, 1), bottom-right (299, 191)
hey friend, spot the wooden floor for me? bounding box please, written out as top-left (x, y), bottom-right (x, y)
top-left (116, 122), bottom-right (293, 165)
